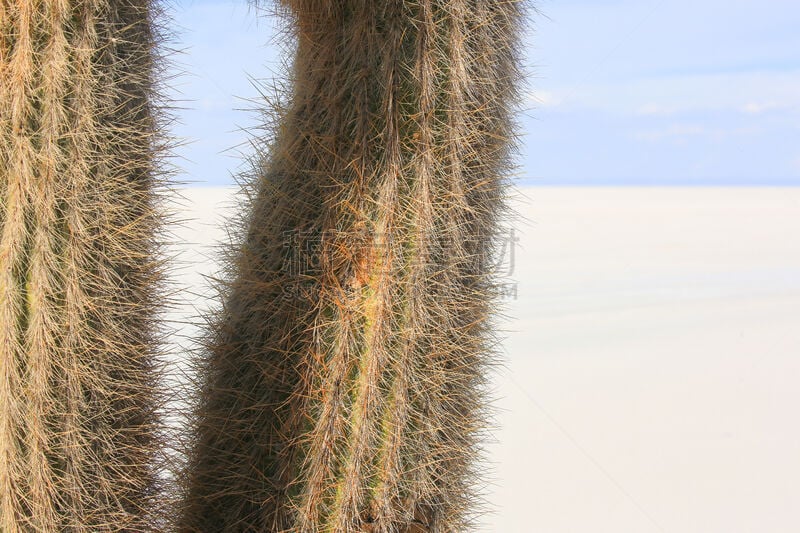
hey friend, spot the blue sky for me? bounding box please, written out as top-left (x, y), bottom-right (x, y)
top-left (169, 0), bottom-right (800, 186)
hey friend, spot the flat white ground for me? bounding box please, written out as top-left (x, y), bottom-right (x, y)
top-left (170, 187), bottom-right (800, 532)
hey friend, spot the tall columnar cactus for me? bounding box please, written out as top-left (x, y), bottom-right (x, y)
top-left (181, 0), bottom-right (522, 531)
top-left (0, 0), bottom-right (168, 530)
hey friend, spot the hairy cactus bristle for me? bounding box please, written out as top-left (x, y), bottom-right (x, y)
top-left (0, 0), bottom-right (170, 530)
top-left (180, 0), bottom-right (523, 531)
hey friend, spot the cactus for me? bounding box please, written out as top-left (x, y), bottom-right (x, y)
top-left (180, 0), bottom-right (522, 531)
top-left (0, 0), bottom-right (169, 530)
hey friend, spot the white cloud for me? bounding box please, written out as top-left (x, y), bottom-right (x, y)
top-left (741, 102), bottom-right (787, 114)
top-left (635, 123), bottom-right (763, 143)
top-left (529, 90), bottom-right (563, 108)
top-left (539, 70), bottom-right (800, 116)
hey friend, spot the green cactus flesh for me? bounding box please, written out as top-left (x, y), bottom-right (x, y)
top-left (0, 1), bottom-right (168, 530)
top-left (181, 1), bottom-right (522, 531)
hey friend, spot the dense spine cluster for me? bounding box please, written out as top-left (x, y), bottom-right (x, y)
top-left (180, 0), bottom-right (522, 531)
top-left (0, 0), bottom-right (168, 530)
